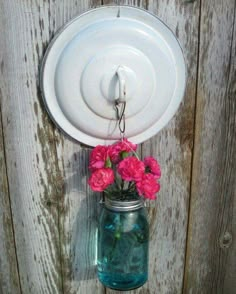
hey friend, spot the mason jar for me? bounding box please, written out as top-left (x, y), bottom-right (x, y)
top-left (97, 197), bottom-right (149, 291)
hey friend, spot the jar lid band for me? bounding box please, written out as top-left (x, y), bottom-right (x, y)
top-left (104, 198), bottom-right (144, 212)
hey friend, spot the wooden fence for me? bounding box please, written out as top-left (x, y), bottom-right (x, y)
top-left (0, 0), bottom-right (235, 293)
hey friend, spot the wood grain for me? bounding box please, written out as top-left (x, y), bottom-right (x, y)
top-left (0, 1), bottom-right (66, 293)
top-left (184, 0), bottom-right (236, 293)
top-left (140, 0), bottom-right (200, 293)
top-left (0, 100), bottom-right (21, 293)
top-left (0, 1), bottom-right (105, 293)
top-left (48, 1), bottom-right (105, 294)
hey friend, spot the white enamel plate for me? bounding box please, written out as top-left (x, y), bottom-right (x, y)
top-left (40, 6), bottom-right (186, 146)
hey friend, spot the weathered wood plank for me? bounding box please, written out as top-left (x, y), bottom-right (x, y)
top-left (1, 1), bottom-right (105, 293)
top-left (0, 102), bottom-right (21, 293)
top-left (135, 0), bottom-right (200, 293)
top-left (184, 0), bottom-right (236, 293)
top-left (140, 0), bottom-right (200, 293)
top-left (47, 1), bottom-right (105, 294)
top-left (0, 1), bottom-right (65, 293)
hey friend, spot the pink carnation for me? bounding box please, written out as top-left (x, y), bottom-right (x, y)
top-left (136, 173), bottom-right (160, 200)
top-left (109, 138), bottom-right (137, 163)
top-left (108, 144), bottom-right (122, 163)
top-left (119, 138), bottom-right (137, 152)
top-left (89, 145), bottom-right (109, 171)
top-left (144, 157), bottom-right (161, 179)
top-left (88, 168), bottom-right (114, 192)
top-left (117, 157), bottom-right (145, 182)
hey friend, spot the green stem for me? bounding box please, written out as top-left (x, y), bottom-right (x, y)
top-left (108, 215), bottom-right (122, 261)
top-left (115, 179), bottom-right (120, 190)
top-left (108, 233), bottom-right (120, 261)
top-left (128, 181), bottom-right (132, 189)
top-left (128, 182), bottom-right (135, 191)
top-left (121, 179), bottom-right (124, 191)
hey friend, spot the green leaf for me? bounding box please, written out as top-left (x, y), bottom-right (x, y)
top-left (105, 158), bottom-right (112, 168)
top-left (121, 151), bottom-right (129, 159)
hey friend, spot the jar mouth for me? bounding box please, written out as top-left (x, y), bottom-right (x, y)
top-left (105, 197), bottom-right (144, 212)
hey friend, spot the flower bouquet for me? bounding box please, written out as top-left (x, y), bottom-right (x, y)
top-left (88, 138), bottom-right (161, 200)
top-left (88, 138), bottom-right (161, 291)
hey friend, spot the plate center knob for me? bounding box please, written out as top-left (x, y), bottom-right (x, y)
top-left (100, 65), bottom-right (136, 102)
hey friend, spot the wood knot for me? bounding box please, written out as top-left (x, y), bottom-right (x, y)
top-left (219, 232), bottom-right (233, 249)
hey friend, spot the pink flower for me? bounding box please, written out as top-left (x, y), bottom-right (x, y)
top-left (119, 138), bottom-right (137, 152)
top-left (88, 168), bottom-right (114, 192)
top-left (144, 157), bottom-right (161, 179)
top-left (89, 145), bottom-right (109, 171)
top-left (109, 138), bottom-right (137, 163)
top-left (117, 157), bottom-right (145, 182)
top-left (108, 144), bottom-right (122, 163)
top-left (136, 173), bottom-right (160, 200)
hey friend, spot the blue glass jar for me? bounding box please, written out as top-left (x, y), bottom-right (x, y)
top-left (97, 197), bottom-right (149, 290)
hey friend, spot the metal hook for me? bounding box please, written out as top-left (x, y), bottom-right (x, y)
top-left (115, 101), bottom-right (126, 139)
top-left (115, 66), bottom-right (126, 139)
